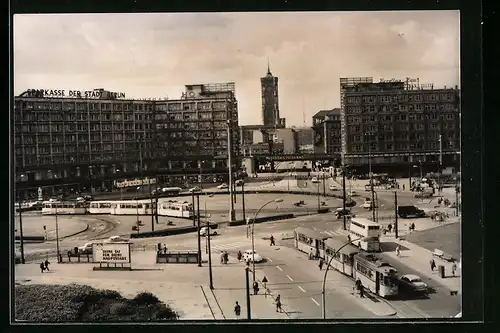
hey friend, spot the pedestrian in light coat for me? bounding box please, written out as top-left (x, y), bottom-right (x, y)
top-left (396, 245), bottom-right (401, 257)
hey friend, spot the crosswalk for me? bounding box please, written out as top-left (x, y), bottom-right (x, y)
top-left (210, 241), bottom-right (253, 252)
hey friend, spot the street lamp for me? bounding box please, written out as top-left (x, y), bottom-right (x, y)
top-left (135, 186), bottom-right (141, 224)
top-left (321, 236), bottom-right (370, 319)
top-left (55, 203), bottom-right (61, 263)
top-left (251, 198), bottom-right (283, 283)
top-left (227, 120), bottom-right (236, 222)
top-left (16, 187), bottom-right (26, 264)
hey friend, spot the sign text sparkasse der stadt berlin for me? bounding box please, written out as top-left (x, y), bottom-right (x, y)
top-left (26, 89), bottom-right (126, 99)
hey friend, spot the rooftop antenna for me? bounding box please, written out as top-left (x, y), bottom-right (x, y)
top-left (267, 56), bottom-right (271, 75)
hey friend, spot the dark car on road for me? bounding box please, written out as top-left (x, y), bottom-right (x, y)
top-left (334, 208), bottom-right (354, 219)
top-left (397, 206), bottom-right (426, 218)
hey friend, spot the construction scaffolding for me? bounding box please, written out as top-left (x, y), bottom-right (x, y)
top-left (201, 82), bottom-right (236, 95)
top-left (339, 77), bottom-right (373, 161)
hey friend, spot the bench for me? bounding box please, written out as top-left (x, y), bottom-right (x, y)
top-left (432, 249), bottom-right (454, 262)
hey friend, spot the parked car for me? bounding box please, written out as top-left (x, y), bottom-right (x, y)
top-left (78, 242), bottom-right (93, 254)
top-left (329, 184), bottom-right (338, 191)
top-left (398, 206), bottom-right (426, 218)
top-left (361, 200), bottom-right (374, 209)
top-left (199, 226), bottom-right (218, 236)
top-left (311, 177), bottom-right (319, 184)
top-left (189, 186), bottom-right (201, 193)
top-left (398, 274), bottom-right (428, 293)
top-left (235, 179), bottom-right (244, 186)
top-left (217, 183), bottom-right (229, 189)
top-left (243, 249), bottom-right (263, 263)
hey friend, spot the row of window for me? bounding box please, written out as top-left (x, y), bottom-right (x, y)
top-left (347, 113), bottom-right (455, 123)
top-left (16, 101), bottom-right (230, 112)
top-left (349, 131), bottom-right (456, 142)
top-left (346, 92), bottom-right (457, 105)
top-left (350, 141), bottom-right (456, 152)
top-left (345, 103), bottom-right (458, 113)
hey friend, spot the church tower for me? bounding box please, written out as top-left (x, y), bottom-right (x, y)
top-left (260, 60), bottom-right (281, 127)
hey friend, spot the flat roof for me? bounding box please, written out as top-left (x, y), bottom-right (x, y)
top-left (350, 217), bottom-right (379, 226)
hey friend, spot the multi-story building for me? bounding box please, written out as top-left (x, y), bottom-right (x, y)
top-left (14, 83), bottom-right (240, 199)
top-left (293, 127), bottom-right (315, 153)
top-left (261, 63), bottom-right (285, 127)
top-left (341, 79), bottom-right (461, 174)
top-left (312, 109), bottom-right (342, 157)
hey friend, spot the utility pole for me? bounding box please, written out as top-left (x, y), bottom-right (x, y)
top-left (342, 167), bottom-right (347, 230)
top-left (394, 191), bottom-right (398, 239)
top-left (368, 134), bottom-right (376, 222)
top-left (55, 205), bottom-right (60, 263)
top-left (438, 134), bottom-right (443, 194)
top-left (227, 120), bottom-right (236, 222)
top-left (197, 194), bottom-right (202, 267)
top-left (191, 192), bottom-right (196, 227)
top-left (245, 267), bottom-right (252, 320)
top-left (241, 180), bottom-right (246, 224)
top-left (322, 172), bottom-right (326, 197)
top-left (17, 196), bottom-right (25, 264)
top-left (455, 179), bottom-right (460, 217)
top-left (317, 179), bottom-right (321, 212)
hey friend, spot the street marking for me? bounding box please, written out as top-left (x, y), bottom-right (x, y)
top-left (298, 286), bottom-right (306, 293)
top-left (311, 298), bottom-right (320, 306)
top-left (276, 266), bottom-right (283, 271)
top-left (268, 258), bottom-right (272, 262)
top-left (286, 275), bottom-right (294, 282)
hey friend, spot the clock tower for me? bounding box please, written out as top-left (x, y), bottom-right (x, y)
top-left (260, 60), bottom-right (280, 127)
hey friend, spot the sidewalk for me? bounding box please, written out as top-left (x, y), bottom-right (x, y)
top-left (380, 235), bottom-right (461, 294)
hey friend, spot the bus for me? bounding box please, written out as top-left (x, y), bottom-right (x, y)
top-left (41, 201), bottom-right (87, 215)
top-left (324, 236), bottom-right (359, 277)
top-left (160, 187), bottom-right (183, 196)
top-left (348, 218), bottom-right (381, 252)
top-left (353, 253), bottom-right (399, 298)
top-left (294, 227), bottom-right (331, 259)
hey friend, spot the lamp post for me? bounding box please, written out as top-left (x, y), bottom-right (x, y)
top-left (227, 120), bottom-right (236, 222)
top-left (321, 236), bottom-right (369, 319)
top-left (251, 198), bottom-right (283, 283)
top-left (191, 191), bottom-right (196, 227)
top-left (342, 166), bottom-right (347, 230)
top-left (135, 186), bottom-right (140, 224)
top-left (438, 134), bottom-right (443, 195)
top-left (205, 195), bottom-right (214, 289)
top-left (16, 190), bottom-right (25, 264)
top-left (366, 133), bottom-right (376, 222)
top-left (316, 178), bottom-right (321, 212)
top-left (196, 193), bottom-right (202, 267)
top-left (55, 204), bottom-right (60, 263)
top-left (241, 180), bottom-right (246, 224)
top-left (204, 194), bottom-right (214, 254)
top-left (245, 266), bottom-right (252, 320)
top-left (394, 191), bottom-right (399, 239)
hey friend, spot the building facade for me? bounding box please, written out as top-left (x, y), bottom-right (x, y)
top-left (14, 83), bottom-right (240, 198)
top-left (261, 63), bottom-right (285, 127)
top-left (293, 127), bottom-right (315, 153)
top-left (342, 79), bottom-right (461, 173)
top-left (312, 109), bottom-right (342, 157)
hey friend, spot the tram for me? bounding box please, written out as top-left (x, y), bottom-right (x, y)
top-left (324, 236), bottom-right (359, 277)
top-left (41, 201), bottom-right (87, 215)
top-left (294, 227), bottom-right (331, 259)
top-left (87, 201), bottom-right (114, 214)
top-left (353, 253), bottom-right (399, 298)
top-left (111, 201), bottom-right (152, 215)
top-left (348, 218), bottom-right (381, 252)
top-left (157, 200), bottom-right (193, 218)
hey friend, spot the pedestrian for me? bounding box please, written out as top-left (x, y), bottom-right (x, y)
top-left (253, 281), bottom-right (259, 295)
top-left (451, 261), bottom-right (457, 277)
top-left (402, 184), bottom-right (405, 191)
top-left (309, 249), bottom-right (314, 260)
top-left (318, 258), bottom-right (324, 270)
top-left (410, 223), bottom-right (415, 232)
top-left (359, 283), bottom-right (365, 298)
top-left (396, 245), bottom-right (401, 258)
top-left (270, 235), bottom-right (275, 246)
top-left (44, 259), bottom-right (50, 271)
top-left (430, 258), bottom-right (436, 271)
top-left (40, 262), bottom-right (45, 273)
top-left (275, 294), bottom-right (282, 313)
top-left (220, 251), bottom-right (224, 264)
top-left (347, 234), bottom-right (351, 243)
top-left (163, 245), bottom-right (167, 254)
top-left (237, 250), bottom-right (242, 262)
top-left (234, 301), bottom-right (241, 319)
top-left (224, 251), bottom-right (229, 264)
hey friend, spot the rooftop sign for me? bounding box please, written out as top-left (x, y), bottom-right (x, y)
top-left (24, 89), bottom-right (126, 99)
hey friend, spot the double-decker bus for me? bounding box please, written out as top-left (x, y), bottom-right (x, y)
top-left (348, 218), bottom-right (381, 252)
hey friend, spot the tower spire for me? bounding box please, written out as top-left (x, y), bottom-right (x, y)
top-left (267, 57), bottom-right (271, 75)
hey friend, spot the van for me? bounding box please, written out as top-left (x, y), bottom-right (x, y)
top-left (398, 206), bottom-right (426, 218)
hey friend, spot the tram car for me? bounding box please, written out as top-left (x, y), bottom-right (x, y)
top-left (352, 253), bottom-right (399, 298)
top-left (157, 200), bottom-right (193, 218)
top-left (324, 236), bottom-right (359, 276)
top-left (87, 201), bottom-right (114, 214)
top-left (294, 227), bottom-right (331, 259)
top-left (41, 201), bottom-right (87, 215)
top-left (111, 200), bottom-right (152, 215)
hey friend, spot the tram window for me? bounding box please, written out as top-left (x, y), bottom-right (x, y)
top-left (334, 252), bottom-right (341, 260)
top-left (368, 226), bottom-right (379, 230)
top-left (351, 221), bottom-right (366, 229)
top-left (326, 248), bottom-right (334, 256)
top-left (137, 204), bottom-right (142, 209)
top-left (343, 255), bottom-right (351, 263)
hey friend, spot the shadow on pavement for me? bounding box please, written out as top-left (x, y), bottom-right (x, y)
top-left (386, 291), bottom-right (431, 301)
top-left (380, 242), bottom-right (409, 252)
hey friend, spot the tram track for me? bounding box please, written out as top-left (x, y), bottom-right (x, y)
top-left (385, 299), bottom-right (430, 319)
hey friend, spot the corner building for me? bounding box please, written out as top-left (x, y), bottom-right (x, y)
top-left (342, 80), bottom-right (460, 174)
top-left (14, 84), bottom-right (240, 198)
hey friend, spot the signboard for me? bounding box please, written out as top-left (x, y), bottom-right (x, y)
top-left (92, 243), bottom-right (131, 263)
top-left (114, 177), bottom-right (156, 188)
top-left (25, 89), bottom-right (126, 99)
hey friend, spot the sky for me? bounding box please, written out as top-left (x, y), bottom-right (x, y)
top-left (13, 11), bottom-right (460, 127)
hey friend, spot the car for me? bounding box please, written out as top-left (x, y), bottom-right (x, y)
top-left (104, 236), bottom-right (130, 244)
top-left (235, 179), bottom-right (244, 186)
top-left (329, 184), bottom-right (338, 191)
top-left (78, 242), bottom-right (93, 254)
top-left (334, 208), bottom-right (354, 219)
top-left (399, 274), bottom-right (428, 293)
top-left (398, 206), bottom-right (426, 218)
top-left (217, 183), bottom-right (229, 189)
top-left (199, 227), bottom-right (218, 236)
top-left (361, 201), bottom-right (374, 209)
top-left (189, 186), bottom-right (202, 193)
top-left (311, 177), bottom-right (319, 183)
top-left (76, 197), bottom-right (85, 203)
top-left (243, 249), bottom-right (263, 263)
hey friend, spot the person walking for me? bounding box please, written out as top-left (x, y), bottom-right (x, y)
top-left (253, 281), bottom-right (259, 295)
top-left (275, 294), bottom-right (282, 313)
top-left (237, 250), bottom-right (242, 262)
top-left (223, 251), bottom-right (229, 264)
top-left (40, 262), bottom-right (45, 273)
top-left (44, 259), bottom-right (50, 271)
top-left (430, 258), bottom-right (436, 271)
top-left (396, 245), bottom-right (401, 258)
top-left (318, 258), bottom-right (324, 271)
top-left (451, 261), bottom-right (457, 277)
top-left (402, 184), bottom-right (405, 191)
top-left (410, 223), bottom-right (415, 232)
top-left (234, 301), bottom-right (241, 319)
top-left (220, 251), bottom-right (224, 264)
top-left (270, 235), bottom-right (275, 246)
